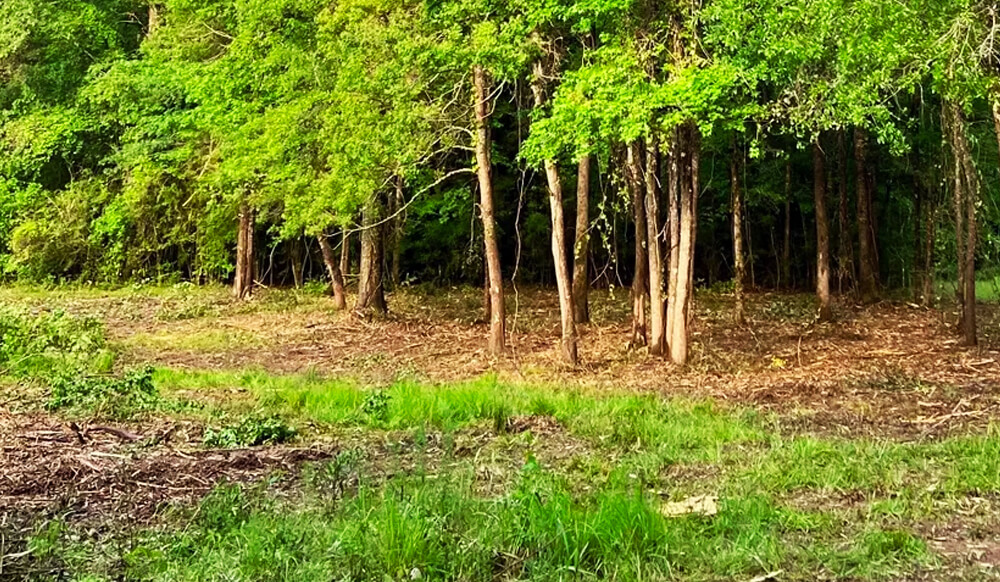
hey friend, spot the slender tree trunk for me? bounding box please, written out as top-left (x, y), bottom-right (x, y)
top-left (572, 156), bottom-right (591, 324)
top-left (147, 3), bottom-right (160, 35)
top-left (356, 200), bottom-right (387, 314)
top-left (627, 143), bottom-right (648, 349)
top-left (855, 127), bottom-right (878, 302)
top-left (665, 132), bottom-right (681, 349)
top-left (290, 238), bottom-right (304, 288)
top-left (391, 177), bottom-right (404, 288)
top-left (318, 233), bottom-right (347, 309)
top-left (782, 160), bottom-right (792, 290)
top-left (731, 140), bottom-right (746, 324)
top-left (645, 139), bottom-right (666, 355)
top-left (473, 65), bottom-right (506, 356)
top-left (837, 131), bottom-right (855, 295)
top-left (921, 193), bottom-right (935, 306)
top-left (531, 60), bottom-right (578, 365)
top-left (813, 140), bottom-right (832, 321)
top-left (947, 102), bottom-right (978, 346)
top-left (340, 229), bottom-right (351, 281)
top-left (669, 123), bottom-right (699, 366)
top-left (233, 202), bottom-right (255, 300)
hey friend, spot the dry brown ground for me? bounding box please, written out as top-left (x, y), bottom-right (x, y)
top-left (83, 286), bottom-right (1000, 439)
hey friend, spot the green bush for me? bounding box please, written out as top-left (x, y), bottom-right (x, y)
top-left (46, 367), bottom-right (159, 419)
top-left (203, 414), bottom-right (297, 448)
top-left (0, 306), bottom-right (107, 376)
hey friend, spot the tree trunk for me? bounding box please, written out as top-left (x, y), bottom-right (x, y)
top-left (356, 200), bottom-right (387, 314)
top-left (731, 139), bottom-right (746, 324)
top-left (855, 127), bottom-right (878, 302)
top-left (627, 143), bottom-right (648, 349)
top-left (233, 202), bottom-right (255, 301)
top-left (318, 233), bottom-right (347, 309)
top-left (531, 60), bottom-right (578, 365)
top-left (391, 177), bottom-right (404, 288)
top-left (665, 131), bottom-right (681, 349)
top-left (572, 156), bottom-right (591, 325)
top-left (782, 160), bottom-right (792, 289)
top-left (837, 131), bottom-right (855, 295)
top-left (921, 192), bottom-right (935, 306)
top-left (813, 140), bottom-right (832, 321)
top-left (946, 102), bottom-right (978, 346)
top-left (473, 65), bottom-right (506, 356)
top-left (340, 229), bottom-right (351, 281)
top-left (290, 238), bottom-right (305, 288)
top-left (147, 3), bottom-right (160, 36)
top-left (645, 139), bottom-right (666, 355)
top-left (668, 122), bottom-right (699, 366)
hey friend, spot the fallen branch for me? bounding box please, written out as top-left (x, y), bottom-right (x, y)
top-left (86, 426), bottom-right (142, 443)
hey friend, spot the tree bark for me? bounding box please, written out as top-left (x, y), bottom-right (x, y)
top-left (473, 65), bottom-right (506, 356)
top-left (627, 143), bottom-right (648, 349)
top-left (782, 160), bottom-right (792, 290)
top-left (355, 199), bottom-right (387, 314)
top-left (837, 131), bottom-right (855, 295)
top-left (813, 140), bottom-right (832, 321)
top-left (233, 202), bottom-right (255, 301)
top-left (645, 139), bottom-right (666, 355)
top-left (318, 233), bottom-right (347, 309)
top-left (946, 102), bottom-right (978, 346)
top-left (340, 229), bottom-right (351, 280)
top-left (665, 131), bottom-right (681, 350)
top-left (531, 60), bottom-right (578, 365)
top-left (731, 140), bottom-right (746, 324)
top-left (290, 238), bottom-right (304, 288)
top-left (572, 156), bottom-right (591, 325)
top-left (855, 127), bottom-right (878, 302)
top-left (391, 177), bottom-right (404, 288)
top-left (921, 192), bottom-right (936, 306)
top-left (668, 122), bottom-right (699, 366)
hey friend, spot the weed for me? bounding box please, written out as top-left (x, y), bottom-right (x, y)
top-left (362, 390), bottom-right (391, 422)
top-left (46, 367), bottom-right (159, 420)
top-left (203, 414), bottom-right (297, 448)
top-left (0, 306), bottom-right (107, 377)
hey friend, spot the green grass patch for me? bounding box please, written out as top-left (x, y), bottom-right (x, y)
top-left (26, 460), bottom-right (934, 582)
top-left (155, 369), bottom-right (767, 462)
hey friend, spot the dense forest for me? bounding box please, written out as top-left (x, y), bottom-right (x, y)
top-left (2, 0), bottom-right (1000, 366)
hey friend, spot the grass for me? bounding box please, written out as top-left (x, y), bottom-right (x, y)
top-left (14, 369), bottom-right (1000, 580)
top-left (27, 458), bottom-right (934, 582)
top-left (155, 369), bottom-right (767, 461)
top-left (3, 285), bottom-right (998, 581)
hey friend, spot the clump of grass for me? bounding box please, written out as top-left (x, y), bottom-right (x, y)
top-left (203, 414), bottom-right (297, 448)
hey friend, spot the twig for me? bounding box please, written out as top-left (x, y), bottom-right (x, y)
top-left (67, 422), bottom-right (87, 445)
top-left (86, 426), bottom-right (141, 443)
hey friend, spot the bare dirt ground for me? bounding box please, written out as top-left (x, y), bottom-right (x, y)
top-left (80, 286), bottom-right (1000, 440)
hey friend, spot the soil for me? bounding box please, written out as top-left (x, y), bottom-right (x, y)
top-left (100, 289), bottom-right (1000, 440)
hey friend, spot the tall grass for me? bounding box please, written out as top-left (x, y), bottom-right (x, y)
top-left (33, 462), bottom-right (932, 582)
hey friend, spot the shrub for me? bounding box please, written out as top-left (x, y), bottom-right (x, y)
top-left (46, 367), bottom-right (159, 419)
top-left (0, 306), bottom-right (107, 376)
top-left (203, 414), bottom-right (297, 448)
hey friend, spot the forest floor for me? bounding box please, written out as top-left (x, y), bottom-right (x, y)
top-left (1, 284), bottom-right (999, 581)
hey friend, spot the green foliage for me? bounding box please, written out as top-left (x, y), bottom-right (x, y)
top-left (203, 414), bottom-right (297, 448)
top-left (46, 367), bottom-right (159, 420)
top-left (0, 306), bottom-right (106, 376)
